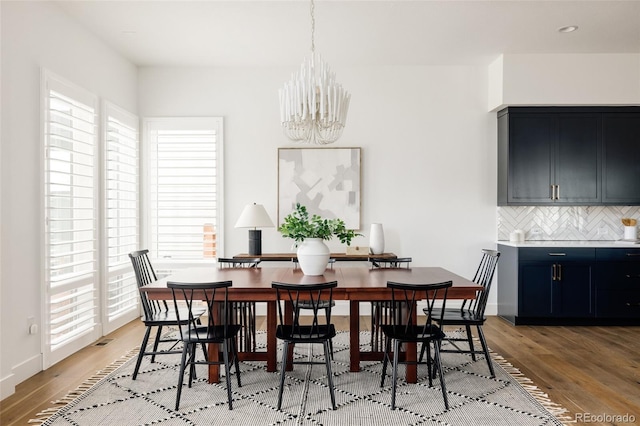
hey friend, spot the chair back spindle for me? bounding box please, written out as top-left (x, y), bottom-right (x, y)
top-left (218, 258), bottom-right (261, 268)
top-left (129, 250), bottom-right (169, 318)
top-left (462, 249), bottom-right (500, 316)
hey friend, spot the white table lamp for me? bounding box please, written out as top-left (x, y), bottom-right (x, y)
top-left (235, 203), bottom-right (274, 255)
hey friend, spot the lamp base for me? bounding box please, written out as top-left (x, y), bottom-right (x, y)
top-left (248, 229), bottom-right (262, 256)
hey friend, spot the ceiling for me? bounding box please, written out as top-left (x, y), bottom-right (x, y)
top-left (54, 0), bottom-right (640, 68)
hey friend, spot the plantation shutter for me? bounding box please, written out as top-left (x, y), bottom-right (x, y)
top-left (43, 72), bottom-right (100, 366)
top-left (103, 102), bottom-right (140, 333)
top-left (146, 118), bottom-right (222, 262)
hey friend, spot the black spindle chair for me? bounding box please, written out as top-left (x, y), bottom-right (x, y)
top-left (424, 249), bottom-right (500, 377)
top-left (128, 250), bottom-right (206, 380)
top-left (369, 257), bottom-right (412, 352)
top-left (380, 280), bottom-right (452, 410)
top-left (272, 280), bottom-right (338, 410)
top-left (168, 280), bottom-right (242, 410)
top-left (217, 257), bottom-right (261, 353)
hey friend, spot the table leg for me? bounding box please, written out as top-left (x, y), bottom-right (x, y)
top-left (207, 343), bottom-right (220, 383)
top-left (405, 303), bottom-right (417, 383)
top-left (349, 301), bottom-right (360, 372)
top-left (266, 301), bottom-right (277, 372)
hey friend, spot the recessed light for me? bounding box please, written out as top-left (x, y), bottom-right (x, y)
top-left (558, 26), bottom-right (578, 33)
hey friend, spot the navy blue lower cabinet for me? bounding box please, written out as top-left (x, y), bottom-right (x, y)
top-left (595, 249), bottom-right (640, 318)
top-left (497, 244), bottom-right (640, 325)
top-left (518, 252), bottom-right (594, 320)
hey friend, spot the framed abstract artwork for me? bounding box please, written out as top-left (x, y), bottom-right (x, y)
top-left (278, 147), bottom-right (361, 229)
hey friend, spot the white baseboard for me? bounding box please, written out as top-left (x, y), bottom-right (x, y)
top-left (485, 303), bottom-right (497, 316)
top-left (0, 353), bottom-right (42, 400)
top-left (0, 372), bottom-right (16, 400)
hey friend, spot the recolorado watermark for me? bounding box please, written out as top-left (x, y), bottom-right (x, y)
top-left (573, 413), bottom-right (636, 423)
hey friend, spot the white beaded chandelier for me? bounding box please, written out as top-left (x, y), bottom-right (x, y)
top-left (278, 0), bottom-right (351, 145)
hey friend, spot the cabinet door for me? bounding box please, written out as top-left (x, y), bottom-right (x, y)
top-left (508, 115), bottom-right (554, 204)
top-left (552, 263), bottom-right (594, 317)
top-left (519, 263), bottom-right (553, 317)
top-left (602, 114), bottom-right (640, 204)
top-left (596, 263), bottom-right (640, 318)
top-left (555, 115), bottom-right (601, 204)
top-left (595, 249), bottom-right (640, 318)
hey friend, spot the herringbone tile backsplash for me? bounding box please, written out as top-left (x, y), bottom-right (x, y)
top-left (497, 206), bottom-right (640, 241)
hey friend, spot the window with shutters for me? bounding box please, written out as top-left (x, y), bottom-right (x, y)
top-left (43, 71), bottom-right (100, 366)
top-left (103, 102), bottom-right (140, 332)
top-left (145, 118), bottom-right (222, 265)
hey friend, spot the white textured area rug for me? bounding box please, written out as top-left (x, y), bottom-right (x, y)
top-left (33, 331), bottom-right (570, 426)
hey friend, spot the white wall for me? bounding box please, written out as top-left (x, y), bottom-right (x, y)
top-left (0, 1), bottom-right (137, 398)
top-left (138, 64), bottom-right (498, 309)
top-left (489, 53), bottom-right (640, 110)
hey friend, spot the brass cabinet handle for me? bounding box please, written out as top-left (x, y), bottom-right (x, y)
top-left (550, 185), bottom-right (555, 200)
top-left (556, 184), bottom-right (560, 200)
top-left (558, 264), bottom-right (562, 281)
top-left (552, 264), bottom-right (557, 281)
top-left (548, 253), bottom-right (567, 256)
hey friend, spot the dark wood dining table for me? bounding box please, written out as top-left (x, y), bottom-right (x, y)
top-left (142, 266), bottom-right (481, 384)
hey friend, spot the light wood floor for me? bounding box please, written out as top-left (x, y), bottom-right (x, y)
top-left (2, 316), bottom-right (639, 426)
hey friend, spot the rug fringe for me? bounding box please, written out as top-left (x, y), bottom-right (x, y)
top-left (490, 351), bottom-right (574, 424)
top-left (28, 347), bottom-right (140, 425)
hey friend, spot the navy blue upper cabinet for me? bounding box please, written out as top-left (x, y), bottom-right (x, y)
top-left (498, 107), bottom-right (640, 206)
top-left (602, 113), bottom-right (640, 204)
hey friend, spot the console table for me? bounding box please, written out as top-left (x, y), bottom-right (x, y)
top-left (233, 252), bottom-right (397, 262)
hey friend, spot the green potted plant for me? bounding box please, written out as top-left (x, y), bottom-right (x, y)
top-left (279, 203), bottom-right (361, 275)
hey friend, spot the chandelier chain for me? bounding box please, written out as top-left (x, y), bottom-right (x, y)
top-left (310, 0), bottom-right (315, 53)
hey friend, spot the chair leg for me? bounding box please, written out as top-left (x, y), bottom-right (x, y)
top-left (380, 337), bottom-right (391, 387)
top-left (150, 325), bottom-right (163, 364)
top-left (323, 340), bottom-right (336, 410)
top-left (277, 341), bottom-right (289, 410)
top-left (188, 345), bottom-right (196, 388)
top-left (433, 340), bottom-right (449, 410)
top-left (175, 344), bottom-right (189, 411)
top-left (425, 341), bottom-right (433, 386)
top-left (223, 340), bottom-right (233, 410)
top-left (391, 340), bottom-right (401, 410)
top-left (465, 324), bottom-right (476, 361)
top-left (249, 302), bottom-right (257, 352)
top-left (476, 325), bottom-right (495, 378)
top-left (371, 303), bottom-right (380, 350)
top-left (232, 337), bottom-right (242, 387)
top-left (133, 326), bottom-right (153, 380)
top-left (324, 307), bottom-right (334, 360)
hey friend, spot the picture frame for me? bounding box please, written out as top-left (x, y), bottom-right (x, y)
top-left (278, 147), bottom-right (361, 229)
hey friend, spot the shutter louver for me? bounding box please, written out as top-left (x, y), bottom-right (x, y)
top-left (148, 119), bottom-right (220, 261)
top-left (44, 77), bottom-right (99, 359)
top-left (105, 103), bottom-right (139, 323)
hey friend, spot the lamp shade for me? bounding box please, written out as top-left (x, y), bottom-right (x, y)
top-left (234, 203), bottom-right (274, 229)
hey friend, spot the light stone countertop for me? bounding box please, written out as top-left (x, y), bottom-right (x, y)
top-left (497, 240), bottom-right (640, 248)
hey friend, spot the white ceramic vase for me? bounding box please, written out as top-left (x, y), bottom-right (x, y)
top-left (369, 223), bottom-right (385, 255)
top-left (296, 238), bottom-right (331, 276)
